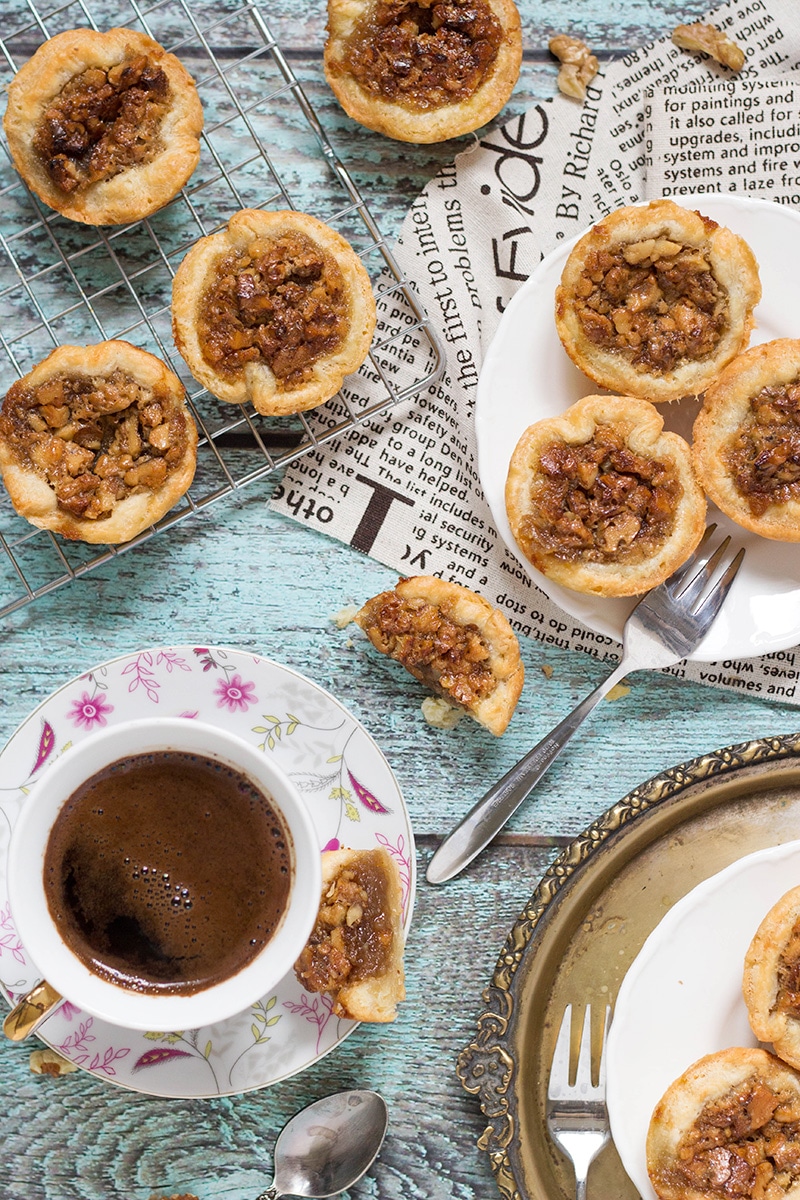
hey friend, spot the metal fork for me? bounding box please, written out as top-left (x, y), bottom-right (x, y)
top-left (547, 1005), bottom-right (611, 1200)
top-left (427, 526), bottom-right (745, 884)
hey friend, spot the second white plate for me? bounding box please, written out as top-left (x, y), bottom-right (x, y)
top-left (476, 193), bottom-right (800, 662)
top-left (605, 838), bottom-right (800, 1199)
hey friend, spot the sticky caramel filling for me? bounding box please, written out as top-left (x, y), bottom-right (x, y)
top-left (295, 852), bottom-right (395, 1009)
top-left (33, 55), bottom-right (170, 194)
top-left (199, 231), bottom-right (350, 388)
top-left (724, 380), bottom-right (800, 517)
top-left (0, 370), bottom-right (189, 520)
top-left (775, 918), bottom-right (800, 1017)
top-left (522, 425), bottom-right (681, 564)
top-left (359, 591), bottom-right (495, 708)
top-left (573, 237), bottom-right (729, 374)
top-left (654, 1078), bottom-right (800, 1198)
top-left (341, 0), bottom-right (503, 111)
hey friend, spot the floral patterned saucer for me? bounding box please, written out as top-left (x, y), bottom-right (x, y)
top-left (0, 645), bottom-right (415, 1098)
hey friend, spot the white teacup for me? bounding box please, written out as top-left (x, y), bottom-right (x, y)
top-left (4, 718), bottom-right (321, 1036)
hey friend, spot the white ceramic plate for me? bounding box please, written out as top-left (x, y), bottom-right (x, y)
top-left (0, 646), bottom-right (415, 1098)
top-left (476, 193), bottom-right (800, 662)
top-left (605, 838), bottom-right (800, 1198)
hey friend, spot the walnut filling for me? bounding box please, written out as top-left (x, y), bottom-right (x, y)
top-left (0, 370), bottom-right (189, 520)
top-left (33, 55), bottom-right (170, 194)
top-left (655, 1078), bottom-right (800, 1198)
top-left (341, 0), bottom-right (504, 111)
top-left (294, 853), bottom-right (394, 1010)
top-left (522, 425), bottom-right (681, 564)
top-left (573, 237), bottom-right (729, 374)
top-left (199, 231), bottom-right (350, 388)
top-left (774, 918), bottom-right (800, 1018)
top-left (724, 380), bottom-right (800, 517)
top-left (359, 591), bottom-right (495, 708)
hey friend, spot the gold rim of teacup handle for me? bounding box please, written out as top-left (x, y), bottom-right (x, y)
top-left (3, 980), bottom-right (63, 1041)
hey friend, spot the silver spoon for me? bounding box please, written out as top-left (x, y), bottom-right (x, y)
top-left (254, 1089), bottom-right (389, 1200)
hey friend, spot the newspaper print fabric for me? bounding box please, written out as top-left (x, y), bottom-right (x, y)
top-left (272, 0), bottom-right (800, 704)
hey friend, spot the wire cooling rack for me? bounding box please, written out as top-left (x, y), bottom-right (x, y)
top-left (0, 0), bottom-right (446, 617)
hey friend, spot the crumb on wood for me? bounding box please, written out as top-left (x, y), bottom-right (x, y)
top-left (29, 1048), bottom-right (77, 1076)
top-left (605, 683), bottom-right (631, 702)
top-left (549, 33), bottom-right (599, 100)
top-left (671, 22), bottom-right (745, 71)
top-left (422, 695), bottom-right (464, 730)
top-left (541, 663), bottom-right (554, 679)
top-left (331, 604), bottom-right (360, 629)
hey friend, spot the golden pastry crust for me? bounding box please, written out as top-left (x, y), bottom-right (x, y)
top-left (3, 28), bottom-right (203, 226)
top-left (647, 1047), bottom-right (800, 1200)
top-left (355, 575), bottom-right (523, 735)
top-left (744, 886), bottom-right (800, 1071)
top-left (693, 340), bottom-right (800, 541)
top-left (555, 199), bottom-right (761, 402)
top-left (294, 848), bottom-right (405, 1023)
top-left (172, 209), bottom-right (377, 416)
top-left (324, 0), bottom-right (522, 143)
top-left (505, 394), bottom-right (706, 597)
top-left (0, 340), bottom-right (197, 544)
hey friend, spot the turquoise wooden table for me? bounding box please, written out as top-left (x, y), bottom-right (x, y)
top-left (2, 0), bottom-right (800, 1197)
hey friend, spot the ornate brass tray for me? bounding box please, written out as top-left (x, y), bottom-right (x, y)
top-left (457, 732), bottom-right (800, 1199)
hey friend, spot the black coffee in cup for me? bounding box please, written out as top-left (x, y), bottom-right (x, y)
top-left (43, 750), bottom-right (293, 995)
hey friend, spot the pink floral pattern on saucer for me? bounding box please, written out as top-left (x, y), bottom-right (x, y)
top-left (0, 646), bottom-right (415, 1098)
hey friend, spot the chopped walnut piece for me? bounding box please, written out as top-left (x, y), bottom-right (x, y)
top-left (29, 1048), bottom-right (77, 1076)
top-left (672, 22), bottom-right (745, 72)
top-left (549, 34), bottom-right (599, 100)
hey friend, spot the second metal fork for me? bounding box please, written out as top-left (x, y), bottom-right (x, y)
top-left (427, 525), bottom-right (745, 883)
top-left (547, 1005), bottom-right (611, 1200)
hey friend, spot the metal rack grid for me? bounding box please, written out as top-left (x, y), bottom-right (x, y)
top-left (0, 0), bottom-right (446, 618)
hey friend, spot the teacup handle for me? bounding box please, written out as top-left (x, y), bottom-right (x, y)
top-left (3, 980), bottom-right (63, 1041)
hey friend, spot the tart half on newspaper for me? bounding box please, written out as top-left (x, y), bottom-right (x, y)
top-left (355, 575), bottom-right (524, 735)
top-left (555, 199), bottom-right (761, 402)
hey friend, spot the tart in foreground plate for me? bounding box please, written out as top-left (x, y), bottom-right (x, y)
top-left (693, 339), bottom-right (800, 541)
top-left (0, 341), bottom-right (197, 544)
top-left (172, 209), bottom-right (377, 416)
top-left (555, 199), bottom-right (761, 402)
top-left (355, 575), bottom-right (523, 735)
top-left (505, 394), bottom-right (706, 597)
top-left (3, 27), bottom-right (203, 225)
top-left (647, 1047), bottom-right (800, 1200)
top-left (294, 847), bottom-right (405, 1023)
top-left (324, 0), bottom-right (522, 143)
top-left (744, 885), bottom-right (800, 1070)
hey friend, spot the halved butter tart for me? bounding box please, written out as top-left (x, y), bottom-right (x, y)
top-left (3, 27), bottom-right (203, 225)
top-left (172, 209), bottom-right (377, 416)
top-left (744, 885), bottom-right (800, 1071)
top-left (355, 575), bottom-right (523, 735)
top-left (647, 1047), bottom-right (800, 1200)
top-left (555, 199), bottom-right (761, 402)
top-left (505, 394), bottom-right (706, 597)
top-left (324, 0), bottom-right (522, 143)
top-left (294, 847), bottom-right (405, 1023)
top-left (693, 340), bottom-right (800, 541)
top-left (0, 340), bottom-right (197, 543)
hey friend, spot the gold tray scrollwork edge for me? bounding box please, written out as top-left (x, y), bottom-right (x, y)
top-left (456, 730), bottom-right (800, 1200)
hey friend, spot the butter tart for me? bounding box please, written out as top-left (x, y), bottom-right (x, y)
top-left (294, 847), bottom-right (405, 1023)
top-left (693, 340), bottom-right (800, 541)
top-left (324, 0), bottom-right (522, 143)
top-left (0, 340), bottom-right (197, 543)
top-left (3, 28), bottom-right (203, 226)
top-left (647, 1047), bottom-right (800, 1200)
top-left (744, 885), bottom-right (800, 1071)
top-left (555, 199), bottom-right (761, 402)
top-left (172, 209), bottom-right (377, 416)
top-left (355, 575), bottom-right (524, 735)
top-left (505, 394), bottom-right (706, 597)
